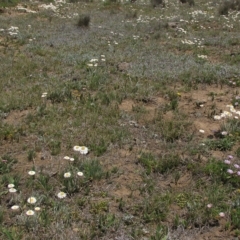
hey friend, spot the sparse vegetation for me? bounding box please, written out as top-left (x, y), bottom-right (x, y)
top-left (0, 0), bottom-right (240, 239)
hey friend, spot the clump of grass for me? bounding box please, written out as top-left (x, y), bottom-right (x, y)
top-left (1, 226), bottom-right (23, 240)
top-left (0, 123), bottom-right (17, 142)
top-left (77, 14), bottom-right (91, 28)
top-left (0, 0), bottom-right (19, 7)
top-left (135, 195), bottom-right (169, 223)
top-left (48, 88), bottom-right (72, 103)
top-left (179, 0), bottom-right (195, 6)
top-left (48, 140), bottom-right (61, 156)
top-left (188, 0), bottom-right (195, 6)
top-left (27, 149), bottom-right (36, 162)
top-left (90, 201), bottom-right (109, 214)
top-left (125, 10), bottom-right (137, 19)
top-left (90, 213), bottom-right (118, 237)
top-left (150, 0), bottom-right (165, 8)
top-left (70, 0), bottom-right (92, 2)
top-left (204, 158), bottom-right (240, 187)
top-left (219, 2), bottom-right (230, 15)
top-left (153, 113), bottom-right (192, 142)
top-left (204, 137), bottom-right (235, 151)
top-left (36, 174), bottom-right (53, 192)
top-left (102, 0), bottom-right (119, 7)
top-left (0, 155), bottom-right (17, 174)
top-left (77, 159), bottom-right (105, 181)
top-left (138, 152), bottom-right (182, 175)
top-left (218, 0), bottom-right (240, 15)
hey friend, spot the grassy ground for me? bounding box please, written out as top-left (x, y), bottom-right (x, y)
top-left (1, 0), bottom-right (240, 239)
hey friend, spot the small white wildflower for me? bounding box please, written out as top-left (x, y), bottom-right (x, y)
top-left (77, 171), bottom-right (84, 177)
top-left (8, 184), bottom-right (15, 189)
top-left (219, 212), bottom-right (225, 217)
top-left (63, 156), bottom-right (70, 160)
top-left (64, 172), bottom-right (71, 178)
top-left (9, 188), bottom-right (17, 193)
top-left (26, 210), bottom-right (35, 216)
top-left (79, 146), bottom-right (88, 155)
top-left (73, 146), bottom-right (81, 151)
top-left (27, 197), bottom-right (37, 204)
top-left (57, 191), bottom-right (67, 199)
top-left (90, 58), bottom-right (98, 62)
top-left (28, 170), bottom-right (36, 176)
top-left (221, 131), bottom-right (228, 136)
top-left (197, 54), bottom-right (208, 59)
top-left (69, 157), bottom-right (74, 162)
top-left (34, 207), bottom-right (41, 211)
top-left (207, 204), bottom-right (213, 208)
top-left (11, 205), bottom-right (20, 210)
top-left (213, 115), bottom-right (221, 120)
top-left (199, 129), bottom-right (205, 133)
top-left (41, 92), bottom-right (47, 98)
top-left (221, 111), bottom-right (232, 118)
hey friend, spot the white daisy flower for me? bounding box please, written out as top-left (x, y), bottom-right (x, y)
top-left (41, 92), bottom-right (47, 98)
top-left (28, 170), bottom-right (36, 176)
top-left (64, 172), bottom-right (71, 178)
top-left (73, 146), bottom-right (81, 151)
top-left (57, 191), bottom-right (67, 199)
top-left (213, 115), bottom-right (221, 120)
top-left (90, 58), bottom-right (98, 62)
top-left (27, 197), bottom-right (37, 204)
top-left (34, 207), bottom-right (41, 211)
top-left (79, 146), bottom-right (88, 155)
top-left (26, 210), bottom-right (35, 216)
top-left (219, 212), bottom-right (225, 217)
top-left (77, 171), bottom-right (84, 177)
top-left (11, 205), bottom-right (20, 210)
top-left (9, 188), bottom-right (17, 193)
top-left (8, 184), bottom-right (15, 189)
